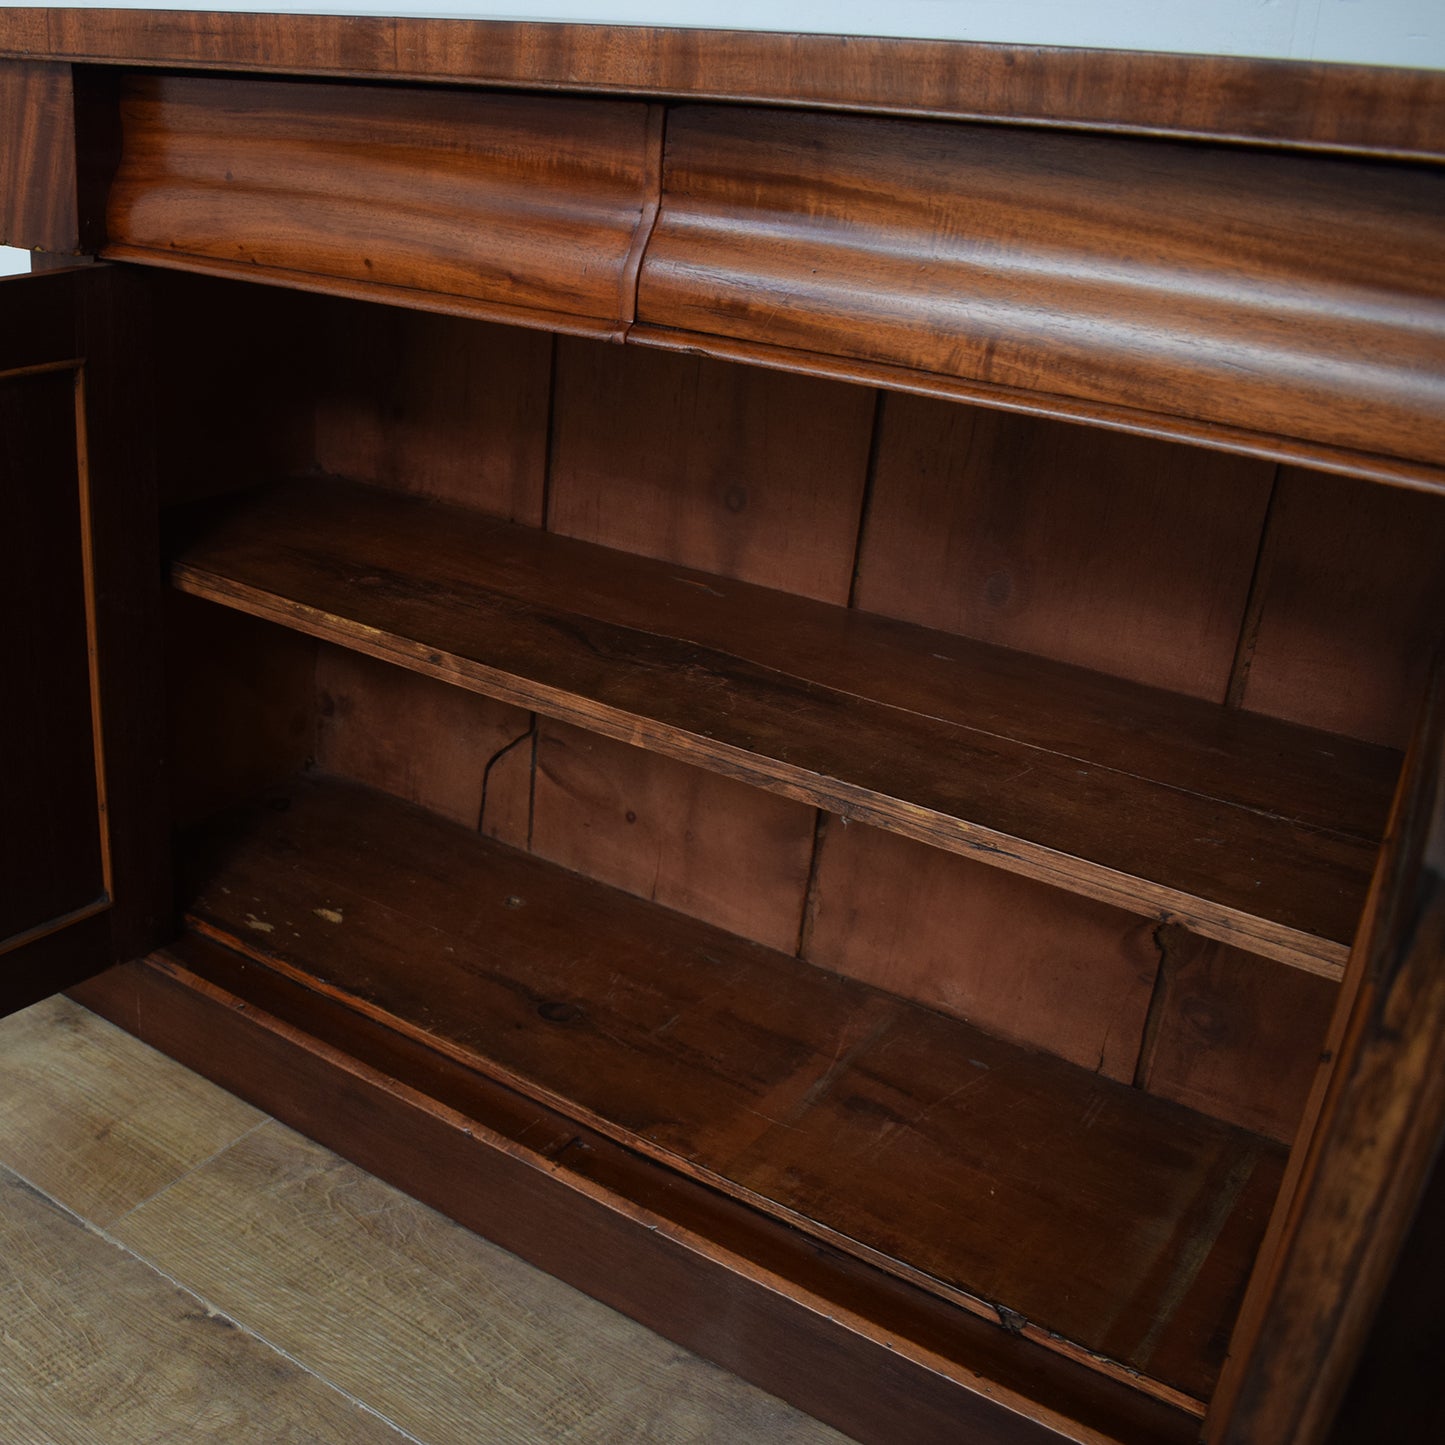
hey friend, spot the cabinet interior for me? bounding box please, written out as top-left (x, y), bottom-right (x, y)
top-left (140, 270), bottom-right (1445, 1423)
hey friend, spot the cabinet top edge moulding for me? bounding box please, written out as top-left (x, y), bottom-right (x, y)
top-left (1, 6), bottom-right (1444, 159)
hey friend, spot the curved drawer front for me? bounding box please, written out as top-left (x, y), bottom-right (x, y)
top-left (105, 74), bottom-right (659, 335)
top-left (639, 106), bottom-right (1445, 469)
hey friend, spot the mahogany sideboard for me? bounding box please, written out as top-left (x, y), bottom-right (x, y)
top-left (2, 10), bottom-right (1443, 1442)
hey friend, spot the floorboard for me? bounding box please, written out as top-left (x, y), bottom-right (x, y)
top-left (0, 995), bottom-right (848, 1443)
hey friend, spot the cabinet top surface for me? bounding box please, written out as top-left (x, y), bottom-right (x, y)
top-left (1, 6), bottom-right (1443, 159)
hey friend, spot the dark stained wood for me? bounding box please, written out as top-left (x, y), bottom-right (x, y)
top-left (1238, 467), bottom-right (1445, 749)
top-left (1211, 661), bottom-right (1445, 1444)
top-left (549, 339), bottom-right (874, 602)
top-left (1327, 1142), bottom-right (1445, 1445)
top-left (1135, 930), bottom-right (1339, 1145)
top-left (2, 10), bottom-right (1442, 160)
top-left (858, 395), bottom-right (1274, 699)
top-left (802, 820), bottom-right (1159, 1081)
top-left (178, 772), bottom-right (1284, 1409)
top-left (73, 943), bottom-right (1203, 1445)
top-left (530, 721), bottom-right (816, 954)
top-left (0, 59), bottom-right (78, 254)
top-left (311, 302), bottom-right (552, 524)
top-left (641, 108), bottom-right (1445, 473)
top-left (316, 646), bottom-right (533, 836)
top-left (150, 274), bottom-right (317, 506)
top-left (170, 478), bottom-right (1396, 974)
top-left (164, 595), bottom-right (317, 832)
top-left (0, 365), bottom-right (103, 948)
top-left (1, 265), bottom-right (167, 1008)
top-left (103, 75), bottom-right (660, 337)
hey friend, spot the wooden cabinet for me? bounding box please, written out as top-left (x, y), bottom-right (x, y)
top-left (2, 12), bottom-right (1443, 1443)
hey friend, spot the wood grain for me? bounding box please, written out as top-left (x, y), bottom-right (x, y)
top-left (2, 11), bottom-right (1442, 159)
top-left (180, 772), bottom-right (1286, 1407)
top-left (104, 74), bottom-right (660, 336)
top-left (0, 1163), bottom-right (404, 1443)
top-left (170, 479), bottom-right (1396, 972)
top-left (115, 1121), bottom-right (846, 1445)
top-left (1136, 931), bottom-right (1339, 1145)
top-left (803, 819), bottom-right (1160, 1080)
top-left (316, 645), bottom-right (533, 835)
top-left (1213, 661), bottom-right (1445, 1444)
top-left (0, 59), bottom-right (78, 254)
top-left (1238, 467), bottom-right (1445, 749)
top-left (76, 945), bottom-right (1202, 1445)
top-left (311, 300), bottom-right (552, 523)
top-left (858, 395), bottom-right (1274, 699)
top-left (0, 994), bottom-right (262, 1226)
top-left (549, 338), bottom-right (875, 602)
top-left (640, 108), bottom-right (1445, 470)
top-left (531, 721), bottom-right (816, 953)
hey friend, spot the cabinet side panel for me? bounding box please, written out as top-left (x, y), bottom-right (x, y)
top-left (0, 60), bottom-right (79, 254)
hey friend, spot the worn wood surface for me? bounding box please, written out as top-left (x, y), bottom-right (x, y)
top-left (104, 74), bottom-right (661, 336)
top-left (171, 478), bottom-right (1395, 973)
top-left (1135, 931), bottom-right (1338, 1145)
top-left (0, 1163), bottom-right (407, 1443)
top-left (316, 645), bottom-right (533, 836)
top-left (0, 58), bottom-right (78, 253)
top-left (77, 944), bottom-right (1201, 1445)
top-left (549, 338), bottom-right (874, 602)
top-left (0, 994), bottom-right (262, 1225)
top-left (180, 772), bottom-right (1286, 1407)
top-left (1, 10), bottom-right (1442, 159)
top-left (803, 820), bottom-right (1160, 1081)
top-left (530, 721), bottom-right (816, 954)
top-left (858, 396), bottom-right (1274, 700)
top-left (641, 108), bottom-right (1445, 472)
top-left (1212, 662), bottom-right (1445, 1443)
top-left (116, 1121), bottom-right (846, 1445)
top-left (1237, 467), bottom-right (1445, 749)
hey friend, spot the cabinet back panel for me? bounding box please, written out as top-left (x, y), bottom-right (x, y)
top-left (802, 819), bottom-right (1160, 1083)
top-left (165, 595), bottom-right (317, 830)
top-left (315, 647), bottom-right (533, 838)
top-left (549, 338), bottom-right (876, 604)
top-left (530, 721), bottom-right (816, 955)
top-left (857, 393), bottom-right (1275, 701)
top-left (311, 301), bottom-right (551, 525)
top-left (1236, 467), bottom-right (1445, 749)
top-left (1136, 931), bottom-right (1339, 1146)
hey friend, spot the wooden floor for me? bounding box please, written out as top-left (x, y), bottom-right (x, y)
top-left (0, 993), bottom-right (850, 1444)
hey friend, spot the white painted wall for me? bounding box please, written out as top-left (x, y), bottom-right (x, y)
top-left (15, 0), bottom-right (1445, 68)
top-left (0, 247), bottom-right (31, 275)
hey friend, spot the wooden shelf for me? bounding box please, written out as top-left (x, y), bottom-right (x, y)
top-left (181, 773), bottom-right (1288, 1411)
top-left (171, 478), bottom-right (1400, 976)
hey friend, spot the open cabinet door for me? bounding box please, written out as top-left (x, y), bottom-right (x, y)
top-left (1212, 656), bottom-right (1445, 1443)
top-left (0, 264), bottom-right (167, 1016)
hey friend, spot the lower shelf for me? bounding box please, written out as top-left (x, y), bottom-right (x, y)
top-left (172, 772), bottom-right (1284, 1418)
